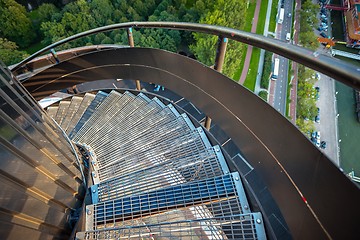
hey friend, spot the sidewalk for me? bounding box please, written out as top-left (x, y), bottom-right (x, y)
top-left (289, 0), bottom-right (301, 123)
top-left (239, 0), bottom-right (262, 84)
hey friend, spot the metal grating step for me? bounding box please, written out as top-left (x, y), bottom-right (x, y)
top-left (80, 93), bottom-right (149, 145)
top-left (46, 106), bottom-right (58, 119)
top-left (77, 213), bottom-right (265, 240)
top-left (87, 97), bottom-right (164, 148)
top-left (72, 91), bottom-right (125, 143)
top-left (59, 96), bottom-right (83, 129)
top-left (91, 104), bottom-right (179, 155)
top-left (54, 101), bottom-right (70, 124)
top-left (95, 129), bottom-right (219, 183)
top-left (93, 115), bottom-right (196, 172)
top-left (91, 145), bottom-right (230, 203)
top-left (65, 93), bottom-right (96, 133)
top-left (86, 173), bottom-right (251, 230)
top-left (69, 91), bottom-right (108, 139)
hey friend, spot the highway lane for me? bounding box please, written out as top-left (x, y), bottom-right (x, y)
top-left (273, 0), bottom-right (294, 114)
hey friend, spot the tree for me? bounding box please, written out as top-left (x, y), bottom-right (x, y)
top-left (0, 0), bottom-right (36, 48)
top-left (0, 38), bottom-right (28, 66)
top-left (90, 0), bottom-right (114, 26)
top-left (40, 0), bottom-right (96, 47)
top-left (190, 0), bottom-right (247, 78)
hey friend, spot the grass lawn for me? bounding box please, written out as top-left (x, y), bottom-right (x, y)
top-left (233, 0), bottom-right (256, 81)
top-left (243, 0), bottom-right (268, 91)
top-left (243, 47), bottom-right (260, 91)
top-left (268, 0), bottom-right (278, 33)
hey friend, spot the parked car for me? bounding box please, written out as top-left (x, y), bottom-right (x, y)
top-left (315, 115), bottom-right (320, 123)
top-left (286, 32), bottom-right (291, 41)
top-left (315, 86), bottom-right (320, 91)
top-left (320, 32), bottom-right (328, 38)
top-left (320, 141), bottom-right (327, 149)
top-left (316, 131), bottom-right (321, 140)
top-left (317, 107), bottom-right (320, 114)
top-left (316, 138), bottom-right (321, 147)
top-left (311, 131), bottom-right (317, 138)
top-left (321, 22), bottom-right (328, 27)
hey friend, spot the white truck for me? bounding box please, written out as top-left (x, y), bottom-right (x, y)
top-left (278, 8), bottom-right (284, 24)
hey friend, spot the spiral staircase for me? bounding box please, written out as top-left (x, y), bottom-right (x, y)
top-left (44, 90), bottom-right (266, 239)
top-left (2, 22), bottom-right (360, 240)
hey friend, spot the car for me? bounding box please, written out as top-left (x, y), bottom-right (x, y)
top-left (321, 22), bottom-right (328, 27)
top-left (320, 32), bottom-right (328, 38)
top-left (321, 19), bottom-right (328, 24)
top-left (315, 115), bottom-right (320, 123)
top-left (317, 107), bottom-right (320, 114)
top-left (317, 27), bottom-right (323, 31)
top-left (288, 13), bottom-right (292, 18)
top-left (315, 73), bottom-right (321, 80)
top-left (311, 131), bottom-right (316, 138)
top-left (316, 138), bottom-right (321, 147)
top-left (321, 16), bottom-right (328, 21)
top-left (286, 32), bottom-right (291, 41)
top-left (316, 131), bottom-right (321, 140)
top-left (320, 141), bottom-right (327, 149)
top-left (315, 86), bottom-right (320, 91)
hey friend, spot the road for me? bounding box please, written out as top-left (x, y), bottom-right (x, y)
top-left (273, 0), bottom-right (294, 114)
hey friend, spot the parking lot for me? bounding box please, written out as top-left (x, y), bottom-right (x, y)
top-left (312, 71), bottom-right (339, 165)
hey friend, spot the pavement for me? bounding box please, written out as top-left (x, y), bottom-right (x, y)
top-left (254, 0), bottom-right (273, 95)
top-left (289, 0), bottom-right (301, 124)
top-left (239, 0), bottom-right (262, 84)
top-left (272, 0), bottom-right (294, 114)
top-left (311, 3), bottom-right (339, 166)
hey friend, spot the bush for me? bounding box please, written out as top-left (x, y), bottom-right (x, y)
top-left (260, 51), bottom-right (272, 89)
top-left (258, 90), bottom-right (268, 101)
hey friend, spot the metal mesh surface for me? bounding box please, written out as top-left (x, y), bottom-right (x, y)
top-left (78, 214), bottom-right (264, 239)
top-left (89, 174), bottom-right (248, 229)
top-left (95, 147), bottom-right (228, 202)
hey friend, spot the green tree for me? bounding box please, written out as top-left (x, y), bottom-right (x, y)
top-left (0, 38), bottom-right (28, 66)
top-left (90, 0), bottom-right (114, 26)
top-left (0, 0), bottom-right (36, 48)
top-left (41, 0), bottom-right (96, 47)
top-left (190, 0), bottom-right (247, 78)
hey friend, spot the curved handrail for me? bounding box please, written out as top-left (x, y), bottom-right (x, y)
top-left (12, 22), bottom-right (360, 90)
top-left (23, 47), bottom-right (360, 239)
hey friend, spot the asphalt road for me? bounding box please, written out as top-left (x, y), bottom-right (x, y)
top-left (273, 0), bottom-right (294, 114)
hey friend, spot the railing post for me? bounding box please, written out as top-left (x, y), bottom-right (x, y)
top-left (205, 36), bottom-right (228, 130)
top-left (214, 36), bottom-right (228, 72)
top-left (127, 27), bottom-right (141, 90)
top-left (127, 27), bottom-right (135, 47)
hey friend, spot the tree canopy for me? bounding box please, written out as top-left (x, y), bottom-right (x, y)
top-left (0, 38), bottom-right (29, 66)
top-left (0, 0), bottom-right (36, 48)
top-left (190, 0), bottom-right (247, 78)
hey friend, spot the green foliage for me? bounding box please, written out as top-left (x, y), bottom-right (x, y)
top-left (260, 51), bottom-right (272, 89)
top-left (258, 90), bottom-right (268, 101)
top-left (299, 0), bottom-right (319, 50)
top-left (296, 65), bottom-right (318, 134)
top-left (190, 0), bottom-right (247, 78)
top-left (40, 0), bottom-right (96, 47)
top-left (0, 38), bottom-right (29, 66)
top-left (0, 0), bottom-right (36, 48)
